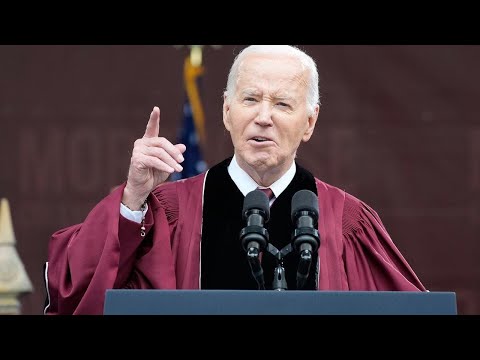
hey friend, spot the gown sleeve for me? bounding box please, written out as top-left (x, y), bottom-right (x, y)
top-left (341, 193), bottom-right (427, 291)
top-left (44, 183), bottom-right (177, 315)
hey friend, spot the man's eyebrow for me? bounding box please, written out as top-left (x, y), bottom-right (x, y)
top-left (272, 93), bottom-right (297, 104)
top-left (275, 95), bottom-right (295, 101)
top-left (239, 90), bottom-right (297, 103)
top-left (241, 89), bottom-right (261, 96)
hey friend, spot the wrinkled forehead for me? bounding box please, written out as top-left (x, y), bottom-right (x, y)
top-left (236, 54), bottom-right (308, 90)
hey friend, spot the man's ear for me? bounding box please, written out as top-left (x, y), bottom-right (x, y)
top-left (302, 105), bottom-right (319, 142)
top-left (223, 95), bottom-right (231, 132)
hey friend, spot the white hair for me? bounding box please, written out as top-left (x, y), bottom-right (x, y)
top-left (224, 45), bottom-right (320, 116)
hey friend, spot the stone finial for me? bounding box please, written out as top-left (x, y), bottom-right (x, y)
top-left (0, 198), bottom-right (33, 314)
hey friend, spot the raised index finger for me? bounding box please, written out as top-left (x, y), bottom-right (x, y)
top-left (144, 106), bottom-right (160, 138)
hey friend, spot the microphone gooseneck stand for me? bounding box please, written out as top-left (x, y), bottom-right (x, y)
top-left (265, 243), bottom-right (293, 290)
top-left (245, 244), bottom-right (266, 290)
top-left (240, 217), bottom-right (268, 290)
top-left (291, 215), bottom-right (319, 289)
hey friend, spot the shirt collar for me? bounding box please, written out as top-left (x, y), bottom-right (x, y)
top-left (227, 154), bottom-right (296, 198)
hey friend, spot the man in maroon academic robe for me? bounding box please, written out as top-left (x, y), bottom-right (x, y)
top-left (44, 45), bottom-right (426, 315)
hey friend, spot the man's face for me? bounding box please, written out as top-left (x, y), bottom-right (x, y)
top-left (223, 54), bottom-right (318, 176)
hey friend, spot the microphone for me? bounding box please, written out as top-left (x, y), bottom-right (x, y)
top-left (291, 189), bottom-right (320, 289)
top-left (240, 189), bottom-right (270, 290)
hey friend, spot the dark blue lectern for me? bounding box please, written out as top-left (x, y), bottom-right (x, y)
top-left (103, 290), bottom-right (457, 315)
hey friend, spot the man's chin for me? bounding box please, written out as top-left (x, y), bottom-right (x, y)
top-left (237, 152), bottom-right (277, 169)
top-left (247, 158), bottom-right (274, 170)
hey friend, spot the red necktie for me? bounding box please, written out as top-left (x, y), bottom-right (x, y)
top-left (257, 187), bottom-right (274, 201)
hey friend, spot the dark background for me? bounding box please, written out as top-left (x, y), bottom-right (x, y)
top-left (0, 45), bottom-right (478, 314)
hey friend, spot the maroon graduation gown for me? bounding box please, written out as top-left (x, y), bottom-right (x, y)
top-left (45, 172), bottom-right (426, 315)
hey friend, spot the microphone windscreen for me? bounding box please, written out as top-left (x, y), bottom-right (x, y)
top-left (243, 189), bottom-right (270, 221)
top-left (291, 189), bottom-right (319, 222)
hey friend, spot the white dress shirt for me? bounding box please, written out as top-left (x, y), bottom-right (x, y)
top-left (227, 154), bottom-right (296, 205)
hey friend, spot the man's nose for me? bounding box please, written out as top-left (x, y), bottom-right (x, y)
top-left (255, 102), bottom-right (273, 126)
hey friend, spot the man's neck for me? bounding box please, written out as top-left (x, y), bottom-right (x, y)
top-left (228, 155), bottom-right (296, 198)
top-left (235, 156), bottom-right (292, 187)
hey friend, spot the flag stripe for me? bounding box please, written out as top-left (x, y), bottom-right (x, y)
top-left (184, 56), bottom-right (206, 147)
top-left (170, 55), bottom-right (207, 181)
